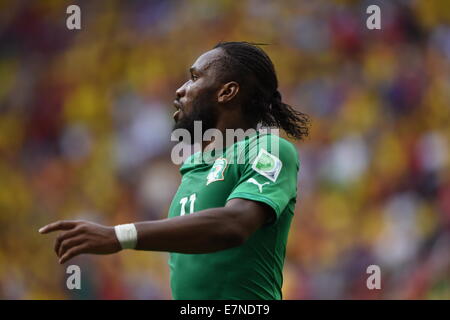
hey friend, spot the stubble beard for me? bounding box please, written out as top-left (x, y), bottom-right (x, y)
top-left (172, 91), bottom-right (219, 144)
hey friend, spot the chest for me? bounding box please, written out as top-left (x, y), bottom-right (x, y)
top-left (168, 161), bottom-right (240, 218)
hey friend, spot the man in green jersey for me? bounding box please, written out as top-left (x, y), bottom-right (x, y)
top-left (39, 42), bottom-right (310, 299)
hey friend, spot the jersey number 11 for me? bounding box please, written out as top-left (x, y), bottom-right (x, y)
top-left (179, 193), bottom-right (197, 216)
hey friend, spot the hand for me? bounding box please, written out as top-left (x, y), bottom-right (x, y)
top-left (39, 220), bottom-right (122, 264)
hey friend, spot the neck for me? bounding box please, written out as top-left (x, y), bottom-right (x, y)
top-left (201, 112), bottom-right (255, 151)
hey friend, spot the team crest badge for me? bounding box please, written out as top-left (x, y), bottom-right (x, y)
top-left (252, 149), bottom-right (282, 182)
top-left (206, 158), bottom-right (228, 185)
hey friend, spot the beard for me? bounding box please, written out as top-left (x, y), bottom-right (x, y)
top-left (173, 90), bottom-right (219, 144)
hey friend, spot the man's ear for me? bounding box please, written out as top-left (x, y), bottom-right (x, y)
top-left (217, 81), bottom-right (239, 103)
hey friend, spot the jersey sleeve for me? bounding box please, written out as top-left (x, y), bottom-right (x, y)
top-left (226, 134), bottom-right (300, 223)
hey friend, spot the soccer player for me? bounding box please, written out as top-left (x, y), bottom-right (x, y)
top-left (39, 42), bottom-right (310, 299)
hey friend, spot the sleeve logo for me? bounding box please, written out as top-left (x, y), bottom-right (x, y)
top-left (206, 158), bottom-right (228, 185)
top-left (246, 178), bottom-right (270, 193)
top-left (252, 148), bottom-right (282, 182)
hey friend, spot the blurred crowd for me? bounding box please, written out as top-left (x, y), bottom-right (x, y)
top-left (0, 0), bottom-right (449, 299)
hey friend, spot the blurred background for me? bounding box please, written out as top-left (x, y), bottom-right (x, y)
top-left (0, 0), bottom-right (449, 299)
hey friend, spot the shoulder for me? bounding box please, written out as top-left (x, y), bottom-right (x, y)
top-left (250, 133), bottom-right (298, 159)
top-left (233, 132), bottom-right (299, 167)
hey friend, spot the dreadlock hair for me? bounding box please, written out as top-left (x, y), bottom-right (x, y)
top-left (213, 41), bottom-right (310, 140)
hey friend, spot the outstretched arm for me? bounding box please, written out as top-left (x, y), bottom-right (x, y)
top-left (39, 198), bottom-right (273, 264)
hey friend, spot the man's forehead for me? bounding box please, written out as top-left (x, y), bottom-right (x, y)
top-left (191, 48), bottom-right (224, 73)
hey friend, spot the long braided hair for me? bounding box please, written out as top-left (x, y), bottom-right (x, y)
top-left (213, 41), bottom-right (310, 140)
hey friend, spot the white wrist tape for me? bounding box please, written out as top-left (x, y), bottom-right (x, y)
top-left (114, 223), bottom-right (138, 249)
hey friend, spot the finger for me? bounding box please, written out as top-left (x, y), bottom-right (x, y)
top-left (59, 244), bottom-right (88, 264)
top-left (54, 228), bottom-right (83, 256)
top-left (39, 220), bottom-right (78, 234)
top-left (59, 236), bottom-right (85, 258)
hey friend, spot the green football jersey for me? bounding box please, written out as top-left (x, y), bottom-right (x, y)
top-left (167, 132), bottom-right (300, 299)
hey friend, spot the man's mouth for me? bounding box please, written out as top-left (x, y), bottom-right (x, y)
top-left (173, 109), bottom-right (181, 121)
top-left (173, 100), bottom-right (182, 121)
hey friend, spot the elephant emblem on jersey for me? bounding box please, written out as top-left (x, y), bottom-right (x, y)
top-left (206, 158), bottom-right (228, 185)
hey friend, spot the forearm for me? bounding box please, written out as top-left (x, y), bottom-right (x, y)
top-left (39, 199), bottom-right (269, 263)
top-left (134, 207), bottom-right (245, 254)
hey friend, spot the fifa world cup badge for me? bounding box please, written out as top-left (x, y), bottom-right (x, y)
top-left (206, 158), bottom-right (228, 185)
top-left (252, 149), bottom-right (282, 182)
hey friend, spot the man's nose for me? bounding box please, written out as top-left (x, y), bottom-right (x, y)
top-left (175, 82), bottom-right (187, 99)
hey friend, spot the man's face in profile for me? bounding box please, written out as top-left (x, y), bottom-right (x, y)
top-left (173, 48), bottom-right (224, 138)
